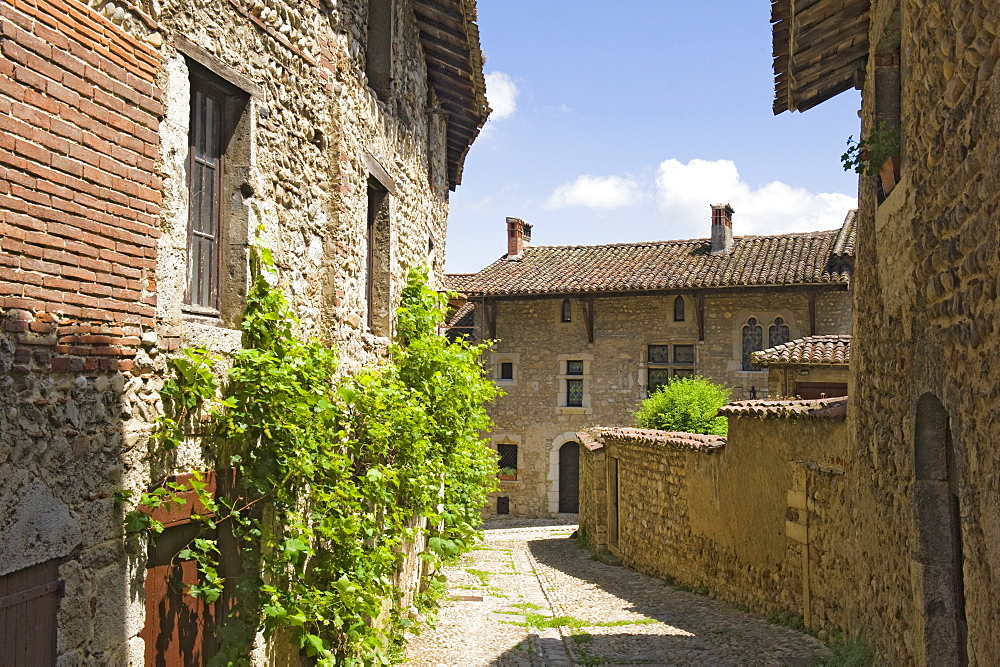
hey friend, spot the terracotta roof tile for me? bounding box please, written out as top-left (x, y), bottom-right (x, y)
top-left (752, 335), bottom-right (851, 367)
top-left (453, 214), bottom-right (855, 297)
top-left (577, 427), bottom-right (726, 453)
top-left (443, 273), bottom-right (477, 293)
top-left (717, 396), bottom-right (848, 420)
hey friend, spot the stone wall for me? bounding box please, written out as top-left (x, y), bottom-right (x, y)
top-left (0, 0), bottom-right (482, 662)
top-left (578, 413), bottom-right (850, 635)
top-left (826, 1), bottom-right (1000, 662)
top-left (485, 287), bottom-right (850, 518)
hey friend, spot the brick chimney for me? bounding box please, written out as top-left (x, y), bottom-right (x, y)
top-left (710, 203), bottom-right (734, 255)
top-left (506, 217), bottom-right (532, 257)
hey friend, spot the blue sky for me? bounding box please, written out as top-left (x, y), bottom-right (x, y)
top-left (444, 1), bottom-right (862, 274)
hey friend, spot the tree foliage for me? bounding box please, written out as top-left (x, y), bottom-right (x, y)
top-left (127, 242), bottom-right (498, 664)
top-left (634, 376), bottom-right (730, 436)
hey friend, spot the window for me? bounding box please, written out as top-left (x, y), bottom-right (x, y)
top-left (673, 295), bottom-right (685, 321)
top-left (366, 179), bottom-right (391, 335)
top-left (769, 317), bottom-right (790, 347)
top-left (567, 379), bottom-right (584, 407)
top-left (186, 76), bottom-right (226, 311)
top-left (497, 443), bottom-right (518, 474)
top-left (499, 362), bottom-right (513, 380)
top-left (182, 60), bottom-right (250, 320)
top-left (561, 298), bottom-right (572, 322)
top-left (566, 360), bottom-right (584, 405)
top-left (742, 318), bottom-right (764, 371)
top-left (646, 344), bottom-right (696, 394)
top-left (366, 0), bottom-right (393, 100)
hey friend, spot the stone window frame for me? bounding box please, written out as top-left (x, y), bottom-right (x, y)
top-left (556, 353), bottom-right (592, 414)
top-left (491, 352), bottom-right (519, 387)
top-left (363, 152), bottom-right (397, 339)
top-left (642, 342), bottom-right (696, 396)
top-left (490, 435), bottom-right (522, 494)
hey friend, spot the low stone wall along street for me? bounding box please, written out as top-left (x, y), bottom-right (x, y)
top-left (578, 397), bottom-right (852, 635)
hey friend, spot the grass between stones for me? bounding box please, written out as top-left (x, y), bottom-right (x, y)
top-left (465, 568), bottom-right (491, 586)
top-left (496, 610), bottom-right (657, 631)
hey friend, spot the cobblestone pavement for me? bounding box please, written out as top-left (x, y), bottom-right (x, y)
top-left (403, 519), bottom-right (830, 666)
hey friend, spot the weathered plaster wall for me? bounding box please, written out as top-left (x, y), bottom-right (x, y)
top-left (579, 416), bottom-right (849, 633)
top-left (486, 288), bottom-right (850, 517)
top-left (767, 366), bottom-right (850, 398)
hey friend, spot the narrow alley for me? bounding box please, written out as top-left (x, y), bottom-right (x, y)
top-left (404, 521), bottom-right (829, 665)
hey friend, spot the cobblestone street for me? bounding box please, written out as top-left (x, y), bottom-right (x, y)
top-left (404, 520), bottom-right (830, 666)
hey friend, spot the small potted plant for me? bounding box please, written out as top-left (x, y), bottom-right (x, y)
top-left (841, 121), bottom-right (901, 196)
top-left (497, 467), bottom-right (518, 481)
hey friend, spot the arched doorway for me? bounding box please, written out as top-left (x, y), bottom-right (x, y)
top-left (558, 441), bottom-right (580, 513)
top-left (913, 393), bottom-right (967, 664)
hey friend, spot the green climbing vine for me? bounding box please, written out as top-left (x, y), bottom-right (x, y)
top-left (126, 240), bottom-right (499, 664)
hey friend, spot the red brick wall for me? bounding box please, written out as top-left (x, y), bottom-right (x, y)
top-left (0, 0), bottom-right (162, 330)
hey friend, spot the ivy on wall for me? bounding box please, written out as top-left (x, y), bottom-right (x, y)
top-left (128, 242), bottom-right (499, 664)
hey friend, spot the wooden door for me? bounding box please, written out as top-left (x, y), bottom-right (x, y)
top-left (0, 559), bottom-right (61, 666)
top-left (558, 441), bottom-right (580, 513)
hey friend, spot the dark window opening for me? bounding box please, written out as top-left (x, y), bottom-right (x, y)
top-left (647, 344), bottom-right (696, 395)
top-left (496, 496), bottom-right (510, 514)
top-left (366, 0), bottom-right (393, 101)
top-left (561, 298), bottom-right (572, 322)
top-left (566, 360), bottom-right (584, 375)
top-left (769, 317), bottom-right (790, 348)
top-left (742, 318), bottom-right (764, 371)
top-left (497, 443), bottom-right (518, 472)
top-left (567, 379), bottom-right (584, 407)
top-left (673, 295), bottom-right (685, 321)
top-left (499, 362), bottom-right (513, 380)
top-left (648, 368), bottom-right (671, 395)
top-left (673, 344), bottom-right (695, 364)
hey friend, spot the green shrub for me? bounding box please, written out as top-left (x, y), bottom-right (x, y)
top-left (634, 376), bottom-right (730, 435)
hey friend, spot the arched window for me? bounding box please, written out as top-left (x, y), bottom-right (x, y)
top-left (742, 318), bottom-right (763, 371)
top-left (769, 317), bottom-right (790, 347)
top-left (673, 296), bottom-right (685, 321)
top-left (561, 298), bottom-right (572, 322)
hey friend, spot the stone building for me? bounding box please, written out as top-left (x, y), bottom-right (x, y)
top-left (0, 0), bottom-right (487, 662)
top-left (771, 0), bottom-right (1000, 662)
top-left (751, 334), bottom-right (851, 399)
top-left (448, 209), bottom-right (853, 518)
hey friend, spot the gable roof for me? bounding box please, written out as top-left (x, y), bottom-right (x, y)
top-left (752, 334), bottom-right (851, 367)
top-left (771, 0), bottom-right (870, 114)
top-left (447, 212), bottom-right (855, 297)
top-left (412, 0), bottom-right (490, 188)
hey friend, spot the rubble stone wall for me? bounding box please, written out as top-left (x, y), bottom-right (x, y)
top-left (1, 0), bottom-right (469, 662)
top-left (836, 0), bottom-right (1000, 661)
top-left (486, 288), bottom-right (850, 518)
top-left (578, 415), bottom-right (850, 633)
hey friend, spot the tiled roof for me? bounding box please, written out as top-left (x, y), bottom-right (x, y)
top-left (751, 335), bottom-right (851, 367)
top-left (717, 396), bottom-right (848, 420)
top-left (577, 427), bottom-right (726, 453)
top-left (453, 213), bottom-right (855, 297)
top-left (443, 273), bottom-right (477, 294)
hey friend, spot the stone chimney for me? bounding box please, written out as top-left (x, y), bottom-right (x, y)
top-left (710, 203), bottom-right (734, 255)
top-left (506, 217), bottom-right (532, 257)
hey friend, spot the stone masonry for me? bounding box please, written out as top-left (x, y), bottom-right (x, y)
top-left (0, 0), bottom-right (487, 662)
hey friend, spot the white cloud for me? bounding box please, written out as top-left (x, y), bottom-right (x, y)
top-left (545, 175), bottom-right (642, 210)
top-left (654, 159), bottom-right (856, 236)
top-left (485, 72), bottom-right (519, 120)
